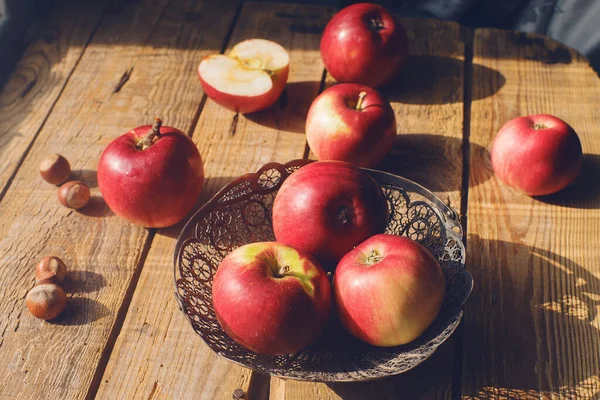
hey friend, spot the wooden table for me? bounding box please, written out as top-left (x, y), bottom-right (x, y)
top-left (0, 1), bottom-right (598, 399)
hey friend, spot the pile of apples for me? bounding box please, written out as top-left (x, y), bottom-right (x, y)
top-left (213, 160), bottom-right (446, 355)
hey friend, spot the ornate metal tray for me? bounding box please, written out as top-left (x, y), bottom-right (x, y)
top-left (174, 160), bottom-right (473, 382)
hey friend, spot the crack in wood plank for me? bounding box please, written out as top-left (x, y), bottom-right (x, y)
top-left (459, 26), bottom-right (474, 231)
top-left (112, 67), bottom-right (133, 93)
top-left (19, 78), bottom-right (37, 98)
top-left (84, 231), bottom-right (156, 400)
top-left (147, 380), bottom-right (160, 400)
top-left (452, 26), bottom-right (474, 400)
top-left (229, 113), bottom-right (239, 137)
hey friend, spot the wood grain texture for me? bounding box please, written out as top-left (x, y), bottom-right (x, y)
top-left (96, 2), bottom-right (333, 399)
top-left (462, 29), bottom-right (600, 399)
top-left (0, 0), bottom-right (234, 398)
top-left (272, 18), bottom-right (467, 400)
top-left (0, 0), bottom-right (110, 198)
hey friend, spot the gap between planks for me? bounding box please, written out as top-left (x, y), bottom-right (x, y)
top-left (452, 25), bottom-right (474, 400)
top-left (188, 0), bottom-right (245, 138)
top-left (84, 230), bottom-right (156, 400)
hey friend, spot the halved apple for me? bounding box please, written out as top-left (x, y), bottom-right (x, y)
top-left (198, 39), bottom-right (290, 114)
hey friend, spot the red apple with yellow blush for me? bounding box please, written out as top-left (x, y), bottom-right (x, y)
top-left (212, 242), bottom-right (331, 355)
top-left (306, 83), bottom-right (396, 168)
top-left (491, 114), bottom-right (583, 196)
top-left (334, 234), bottom-right (445, 347)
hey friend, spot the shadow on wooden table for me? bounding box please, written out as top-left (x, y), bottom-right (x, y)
top-left (78, 196), bottom-right (114, 218)
top-left (483, 31), bottom-right (575, 65)
top-left (383, 55), bottom-right (506, 105)
top-left (324, 334), bottom-right (459, 399)
top-left (52, 297), bottom-right (110, 326)
top-left (463, 235), bottom-right (600, 398)
top-left (64, 270), bottom-right (107, 294)
top-left (71, 168), bottom-right (98, 188)
top-left (536, 154), bottom-right (600, 210)
top-left (378, 133), bottom-right (492, 193)
top-left (244, 81), bottom-right (322, 134)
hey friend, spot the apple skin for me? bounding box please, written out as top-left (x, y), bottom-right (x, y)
top-left (212, 242), bottom-right (332, 355)
top-left (320, 3), bottom-right (408, 88)
top-left (334, 234), bottom-right (445, 347)
top-left (98, 122), bottom-right (204, 228)
top-left (272, 161), bottom-right (389, 268)
top-left (490, 114), bottom-right (583, 196)
top-left (198, 59), bottom-right (289, 114)
top-left (306, 83), bottom-right (396, 168)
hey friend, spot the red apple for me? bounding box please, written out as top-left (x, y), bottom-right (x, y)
top-left (320, 3), bottom-right (408, 88)
top-left (198, 39), bottom-right (290, 114)
top-left (98, 118), bottom-right (204, 228)
top-left (273, 161), bottom-right (389, 268)
top-left (334, 234), bottom-right (445, 346)
top-left (212, 242), bottom-right (331, 355)
top-left (306, 83), bottom-right (396, 168)
top-left (491, 114), bottom-right (583, 196)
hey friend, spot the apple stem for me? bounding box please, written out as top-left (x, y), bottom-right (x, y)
top-left (137, 117), bottom-right (163, 150)
top-left (356, 91), bottom-right (367, 111)
top-left (532, 123), bottom-right (548, 130)
top-left (338, 207), bottom-right (351, 224)
top-left (369, 18), bottom-right (385, 31)
top-left (277, 265), bottom-right (290, 277)
top-left (365, 250), bottom-right (383, 266)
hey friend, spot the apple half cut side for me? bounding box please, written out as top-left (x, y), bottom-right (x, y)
top-left (198, 39), bottom-right (290, 114)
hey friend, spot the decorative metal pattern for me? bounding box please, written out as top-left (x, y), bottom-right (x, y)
top-left (174, 160), bottom-right (473, 382)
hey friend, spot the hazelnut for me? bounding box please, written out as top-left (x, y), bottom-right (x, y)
top-left (26, 283), bottom-right (67, 320)
top-left (39, 154), bottom-right (71, 185)
top-left (35, 256), bottom-right (67, 285)
top-left (58, 181), bottom-right (90, 209)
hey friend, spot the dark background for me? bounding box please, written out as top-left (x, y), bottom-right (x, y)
top-left (1, 0), bottom-right (598, 87)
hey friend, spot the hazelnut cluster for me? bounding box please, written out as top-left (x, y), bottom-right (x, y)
top-left (26, 256), bottom-right (69, 320)
top-left (39, 153), bottom-right (90, 209)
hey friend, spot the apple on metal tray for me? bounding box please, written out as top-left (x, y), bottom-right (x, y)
top-left (212, 242), bottom-right (332, 356)
top-left (272, 160), bottom-right (389, 269)
top-left (334, 234), bottom-right (445, 347)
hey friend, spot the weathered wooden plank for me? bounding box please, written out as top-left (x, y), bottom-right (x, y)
top-left (272, 18), bottom-right (466, 400)
top-left (462, 29), bottom-right (600, 399)
top-left (96, 2), bottom-right (332, 399)
top-left (0, 0), bottom-right (238, 398)
top-left (0, 0), bottom-right (111, 199)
